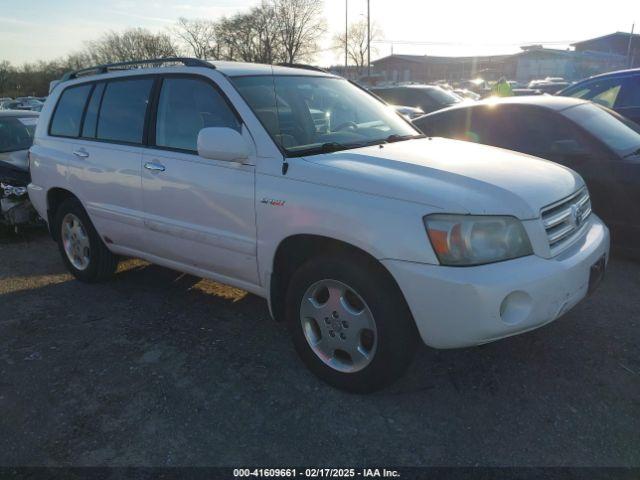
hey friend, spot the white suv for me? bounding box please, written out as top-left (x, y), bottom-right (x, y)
top-left (29, 58), bottom-right (610, 392)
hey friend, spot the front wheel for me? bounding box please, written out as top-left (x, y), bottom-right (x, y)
top-left (286, 253), bottom-right (417, 393)
top-left (54, 197), bottom-right (118, 283)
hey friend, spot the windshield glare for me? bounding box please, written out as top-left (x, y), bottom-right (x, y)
top-left (564, 103), bottom-right (640, 155)
top-left (231, 75), bottom-right (419, 156)
top-left (0, 117), bottom-right (37, 153)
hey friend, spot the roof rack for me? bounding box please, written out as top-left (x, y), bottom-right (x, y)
top-left (61, 57), bottom-right (216, 82)
top-left (276, 63), bottom-right (329, 73)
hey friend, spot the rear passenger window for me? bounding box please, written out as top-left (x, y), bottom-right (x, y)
top-left (81, 83), bottom-right (105, 138)
top-left (97, 78), bottom-right (153, 144)
top-left (50, 84), bottom-right (92, 137)
top-left (155, 77), bottom-right (240, 152)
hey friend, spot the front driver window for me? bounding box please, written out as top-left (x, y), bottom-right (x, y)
top-left (155, 77), bottom-right (240, 152)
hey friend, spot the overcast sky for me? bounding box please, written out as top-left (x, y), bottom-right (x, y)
top-left (0, 0), bottom-right (637, 66)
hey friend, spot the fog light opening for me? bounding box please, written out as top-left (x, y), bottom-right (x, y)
top-left (499, 291), bottom-right (533, 326)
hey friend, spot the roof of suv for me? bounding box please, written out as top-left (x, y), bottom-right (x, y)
top-left (59, 59), bottom-right (335, 85)
top-left (211, 61), bottom-right (333, 77)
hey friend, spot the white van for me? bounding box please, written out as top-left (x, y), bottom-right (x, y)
top-left (28, 58), bottom-right (609, 392)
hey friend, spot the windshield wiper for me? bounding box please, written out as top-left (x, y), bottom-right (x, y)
top-left (385, 133), bottom-right (426, 143)
top-left (288, 135), bottom-right (425, 157)
top-left (622, 147), bottom-right (640, 159)
top-left (288, 142), bottom-right (355, 157)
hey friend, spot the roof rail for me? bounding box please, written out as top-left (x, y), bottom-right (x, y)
top-left (61, 57), bottom-right (215, 82)
top-left (276, 63), bottom-right (329, 73)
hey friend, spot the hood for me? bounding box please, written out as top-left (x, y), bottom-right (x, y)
top-left (0, 150), bottom-right (29, 172)
top-left (298, 137), bottom-right (583, 219)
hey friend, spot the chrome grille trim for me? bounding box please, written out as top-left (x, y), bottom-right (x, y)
top-left (541, 188), bottom-right (592, 256)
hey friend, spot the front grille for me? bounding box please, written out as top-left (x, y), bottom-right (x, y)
top-left (541, 188), bottom-right (592, 256)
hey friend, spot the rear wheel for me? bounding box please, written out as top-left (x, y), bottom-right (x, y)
top-left (54, 198), bottom-right (118, 282)
top-left (286, 253), bottom-right (417, 393)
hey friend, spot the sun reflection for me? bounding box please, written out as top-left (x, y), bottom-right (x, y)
top-left (0, 273), bottom-right (71, 295)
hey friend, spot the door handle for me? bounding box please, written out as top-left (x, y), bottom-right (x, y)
top-left (73, 149), bottom-right (89, 158)
top-left (144, 162), bottom-right (166, 172)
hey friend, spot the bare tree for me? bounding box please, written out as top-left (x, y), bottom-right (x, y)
top-left (273, 0), bottom-right (326, 63)
top-left (86, 28), bottom-right (178, 64)
top-left (0, 61), bottom-right (12, 95)
top-left (0, 0), bottom-right (330, 97)
top-left (215, 3), bottom-right (285, 64)
top-left (333, 20), bottom-right (382, 75)
top-left (173, 17), bottom-right (217, 59)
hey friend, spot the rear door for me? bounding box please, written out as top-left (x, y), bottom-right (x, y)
top-left (66, 76), bottom-right (154, 251)
top-left (140, 74), bottom-right (258, 285)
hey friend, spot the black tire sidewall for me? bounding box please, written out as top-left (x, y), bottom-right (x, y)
top-left (285, 254), bottom-right (417, 393)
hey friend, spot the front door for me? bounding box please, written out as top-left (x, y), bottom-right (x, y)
top-left (140, 75), bottom-right (258, 285)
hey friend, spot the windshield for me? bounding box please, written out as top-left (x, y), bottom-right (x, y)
top-left (563, 103), bottom-right (640, 156)
top-left (426, 87), bottom-right (463, 106)
top-left (0, 116), bottom-right (37, 153)
top-left (231, 75), bottom-right (420, 156)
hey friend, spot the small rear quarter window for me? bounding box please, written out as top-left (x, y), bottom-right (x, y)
top-left (49, 84), bottom-right (92, 137)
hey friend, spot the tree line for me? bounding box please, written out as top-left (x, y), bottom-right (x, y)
top-left (0, 0), bottom-right (380, 97)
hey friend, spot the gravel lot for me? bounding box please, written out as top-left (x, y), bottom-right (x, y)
top-left (0, 228), bottom-right (638, 467)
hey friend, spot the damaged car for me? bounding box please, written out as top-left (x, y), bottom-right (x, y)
top-left (0, 110), bottom-right (40, 229)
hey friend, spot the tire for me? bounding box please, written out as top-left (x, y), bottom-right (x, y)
top-left (285, 252), bottom-right (418, 393)
top-left (54, 197), bottom-right (118, 283)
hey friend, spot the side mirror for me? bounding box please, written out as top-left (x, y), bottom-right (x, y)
top-left (197, 127), bottom-right (250, 163)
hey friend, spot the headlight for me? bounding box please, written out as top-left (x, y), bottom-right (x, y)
top-left (424, 214), bottom-right (533, 266)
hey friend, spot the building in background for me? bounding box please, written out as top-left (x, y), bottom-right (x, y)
top-left (512, 45), bottom-right (627, 83)
top-left (372, 54), bottom-right (514, 84)
top-left (572, 32), bottom-right (640, 67)
top-left (370, 31), bottom-right (638, 85)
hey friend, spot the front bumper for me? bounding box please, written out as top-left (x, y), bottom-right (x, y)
top-left (383, 215), bottom-right (610, 349)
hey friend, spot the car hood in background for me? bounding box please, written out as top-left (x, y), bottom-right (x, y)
top-left (0, 150), bottom-right (29, 172)
top-left (299, 137), bottom-right (583, 219)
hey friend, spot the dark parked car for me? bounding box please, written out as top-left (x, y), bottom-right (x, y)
top-left (413, 96), bottom-right (640, 256)
top-left (0, 110), bottom-right (39, 227)
top-left (371, 85), bottom-right (465, 115)
top-left (558, 68), bottom-right (640, 125)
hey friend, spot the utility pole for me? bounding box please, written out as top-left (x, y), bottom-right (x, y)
top-left (367, 0), bottom-right (371, 78)
top-left (345, 0), bottom-right (348, 73)
top-left (627, 23), bottom-right (635, 68)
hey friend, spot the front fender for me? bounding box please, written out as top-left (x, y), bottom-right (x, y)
top-left (256, 173), bottom-right (441, 291)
